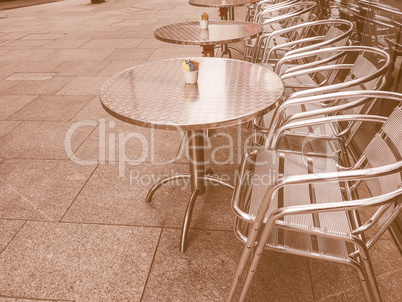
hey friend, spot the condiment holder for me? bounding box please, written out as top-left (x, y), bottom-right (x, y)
top-left (183, 59), bottom-right (199, 84)
top-left (199, 12), bottom-right (209, 29)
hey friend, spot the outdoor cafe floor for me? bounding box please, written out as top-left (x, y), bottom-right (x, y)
top-left (0, 0), bottom-right (400, 301)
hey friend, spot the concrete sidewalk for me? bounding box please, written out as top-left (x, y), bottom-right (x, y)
top-left (0, 0), bottom-right (401, 301)
top-left (0, 0), bottom-right (63, 11)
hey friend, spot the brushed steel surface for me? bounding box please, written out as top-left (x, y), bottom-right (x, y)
top-left (100, 57), bottom-right (284, 131)
top-left (189, 0), bottom-right (258, 7)
top-left (154, 21), bottom-right (263, 46)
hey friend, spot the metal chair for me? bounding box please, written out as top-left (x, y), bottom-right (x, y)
top-left (354, 0), bottom-right (402, 48)
top-left (244, 1), bottom-right (317, 62)
top-left (227, 96), bottom-right (402, 302)
top-left (385, 20), bottom-right (402, 92)
top-left (260, 91), bottom-right (399, 164)
top-left (274, 45), bottom-right (390, 98)
top-left (258, 19), bottom-right (354, 65)
top-left (246, 0), bottom-right (303, 22)
top-left (253, 46), bottom-right (390, 152)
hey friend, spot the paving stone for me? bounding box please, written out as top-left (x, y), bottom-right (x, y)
top-left (51, 61), bottom-right (109, 76)
top-left (55, 76), bottom-right (109, 95)
top-left (104, 48), bottom-right (155, 61)
top-left (142, 228), bottom-right (315, 302)
top-left (0, 121), bottom-right (20, 138)
top-left (0, 219), bottom-right (25, 252)
top-left (62, 163), bottom-right (235, 230)
top-left (0, 39), bottom-right (51, 48)
top-left (0, 159), bottom-right (95, 221)
top-left (0, 49), bottom-right (55, 61)
top-left (0, 121), bottom-right (95, 159)
top-left (4, 77), bottom-right (72, 95)
top-left (80, 38), bottom-right (143, 49)
top-left (43, 48), bottom-right (115, 61)
top-left (96, 60), bottom-right (147, 76)
top-left (136, 38), bottom-right (185, 49)
top-left (71, 95), bottom-right (112, 121)
top-left (0, 95), bottom-right (37, 120)
top-left (309, 238), bottom-right (402, 302)
top-left (5, 72), bottom-right (56, 81)
top-left (9, 95), bottom-right (93, 121)
top-left (0, 80), bottom-right (20, 94)
top-left (41, 39), bottom-right (90, 49)
top-left (0, 61), bottom-right (63, 73)
top-left (21, 33), bottom-right (65, 40)
top-left (0, 32), bottom-right (30, 40)
top-left (0, 221), bottom-right (160, 301)
top-left (147, 47), bottom-right (202, 61)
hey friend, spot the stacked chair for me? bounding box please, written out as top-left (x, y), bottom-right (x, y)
top-left (227, 92), bottom-right (402, 301)
top-left (386, 20), bottom-right (402, 92)
top-left (256, 19), bottom-right (354, 64)
top-left (254, 45), bottom-right (390, 155)
top-left (227, 0), bottom-right (402, 301)
top-left (244, 1), bottom-right (318, 62)
top-left (335, 0), bottom-right (402, 92)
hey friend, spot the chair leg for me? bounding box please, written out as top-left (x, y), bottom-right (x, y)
top-left (355, 260), bottom-right (375, 302)
top-left (358, 245), bottom-right (383, 302)
top-left (395, 59), bottom-right (402, 93)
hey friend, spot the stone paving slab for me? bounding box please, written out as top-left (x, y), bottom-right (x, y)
top-left (0, 0), bottom-right (63, 11)
top-left (0, 221), bottom-right (161, 301)
top-left (0, 121), bottom-right (95, 159)
top-left (0, 159), bottom-right (96, 220)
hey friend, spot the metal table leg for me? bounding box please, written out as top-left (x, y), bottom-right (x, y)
top-left (217, 7), bottom-right (243, 58)
top-left (219, 7), bottom-right (228, 20)
top-left (145, 130), bottom-right (234, 253)
top-left (219, 6), bottom-right (235, 20)
top-left (202, 45), bottom-right (214, 57)
top-left (228, 6), bottom-right (235, 20)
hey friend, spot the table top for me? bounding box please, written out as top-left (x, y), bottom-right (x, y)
top-left (189, 0), bottom-right (259, 8)
top-left (154, 21), bottom-right (263, 46)
top-left (100, 58), bottom-right (284, 131)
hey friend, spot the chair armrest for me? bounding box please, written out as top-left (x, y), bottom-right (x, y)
top-left (269, 114), bottom-right (387, 149)
top-left (274, 161), bottom-right (402, 188)
top-left (268, 188), bottom-right (402, 224)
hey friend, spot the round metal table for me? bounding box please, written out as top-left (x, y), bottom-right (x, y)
top-left (100, 57), bottom-right (284, 252)
top-left (154, 20), bottom-right (263, 57)
top-left (189, 0), bottom-right (259, 20)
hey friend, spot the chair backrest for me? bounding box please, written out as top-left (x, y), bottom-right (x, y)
top-left (255, 1), bottom-right (317, 30)
top-left (261, 19), bottom-right (354, 64)
top-left (354, 0), bottom-right (402, 48)
top-left (385, 20), bottom-right (402, 51)
top-left (266, 91), bottom-right (402, 162)
top-left (357, 104), bottom-right (402, 246)
top-left (248, 1), bottom-right (317, 62)
top-left (276, 45), bottom-right (390, 99)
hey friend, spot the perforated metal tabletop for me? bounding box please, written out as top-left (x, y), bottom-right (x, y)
top-left (100, 57), bottom-right (284, 131)
top-left (154, 21), bottom-right (263, 46)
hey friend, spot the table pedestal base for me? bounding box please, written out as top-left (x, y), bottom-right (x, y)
top-left (145, 130), bottom-right (234, 253)
top-left (219, 6), bottom-right (235, 20)
top-left (219, 44), bottom-right (244, 58)
top-left (202, 45), bottom-right (214, 57)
